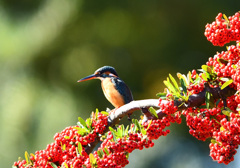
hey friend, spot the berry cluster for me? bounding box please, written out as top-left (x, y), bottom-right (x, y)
top-left (181, 83), bottom-right (240, 164)
top-left (14, 106), bottom-right (182, 168)
top-left (160, 12), bottom-right (240, 164)
top-left (186, 12), bottom-right (240, 164)
top-left (143, 117), bottom-right (170, 139)
top-left (93, 131), bottom-right (147, 168)
top-left (158, 99), bottom-right (178, 115)
top-left (210, 112), bottom-right (240, 164)
top-left (90, 106), bottom-right (181, 168)
top-left (14, 112), bottom-right (108, 168)
top-left (206, 45), bottom-right (240, 83)
top-left (217, 95), bottom-right (238, 113)
top-left (204, 12), bottom-right (240, 46)
top-left (185, 48), bottom-right (240, 164)
top-left (182, 107), bottom-right (222, 141)
top-left (187, 82), bottom-right (205, 94)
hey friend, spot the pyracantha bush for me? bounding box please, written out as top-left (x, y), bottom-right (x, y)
top-left (13, 11), bottom-right (240, 167)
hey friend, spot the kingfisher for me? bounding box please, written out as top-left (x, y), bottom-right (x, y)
top-left (77, 66), bottom-right (134, 117)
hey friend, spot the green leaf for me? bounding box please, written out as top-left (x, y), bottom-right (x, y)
top-left (156, 92), bottom-right (167, 99)
top-left (232, 64), bottom-right (237, 69)
top-left (221, 79), bottom-right (233, 90)
top-left (73, 126), bottom-right (81, 130)
top-left (63, 162), bottom-right (69, 168)
top-left (211, 139), bottom-right (221, 145)
top-left (141, 128), bottom-right (147, 135)
top-left (164, 80), bottom-right (177, 94)
top-left (205, 92), bottom-right (210, 109)
top-left (201, 73), bottom-right (209, 81)
top-left (50, 163), bottom-right (58, 168)
top-left (169, 74), bottom-right (180, 92)
top-left (206, 72), bottom-right (211, 79)
top-left (101, 111), bottom-right (109, 116)
top-left (97, 149), bottom-right (104, 158)
top-left (201, 65), bottom-right (208, 72)
top-left (109, 127), bottom-right (117, 135)
top-left (97, 150), bottom-right (102, 158)
top-left (177, 73), bottom-right (189, 85)
top-left (78, 117), bottom-right (88, 129)
top-left (165, 75), bottom-right (182, 98)
top-left (121, 125), bottom-right (125, 137)
top-left (86, 118), bottom-right (92, 128)
top-left (193, 76), bottom-right (201, 84)
top-left (223, 14), bottom-right (229, 22)
top-left (149, 107), bottom-right (158, 118)
top-left (180, 78), bottom-right (187, 94)
top-left (109, 127), bottom-right (117, 142)
top-left (146, 120), bottom-right (152, 130)
top-left (89, 153), bottom-right (96, 166)
top-left (202, 65), bottom-right (212, 74)
top-left (205, 92), bottom-right (214, 109)
top-left (95, 108), bottom-right (99, 119)
top-left (215, 99), bottom-right (221, 107)
top-left (211, 139), bottom-right (217, 144)
top-left (132, 124), bottom-right (137, 133)
top-left (64, 136), bottom-right (70, 139)
top-left (74, 126), bottom-right (89, 135)
top-left (124, 125), bottom-right (129, 136)
top-left (187, 71), bottom-right (194, 83)
top-left (117, 126), bottom-right (123, 138)
top-left (62, 144), bottom-right (66, 151)
top-left (220, 126), bottom-right (225, 131)
top-left (77, 142), bottom-right (82, 156)
top-left (134, 119), bottom-right (142, 132)
top-left (222, 110), bottom-right (231, 117)
top-left (237, 106), bottom-right (240, 113)
top-left (25, 151), bottom-right (30, 164)
top-left (80, 128), bottom-right (90, 135)
top-left (126, 153), bottom-right (130, 159)
top-left (104, 147), bottom-right (110, 155)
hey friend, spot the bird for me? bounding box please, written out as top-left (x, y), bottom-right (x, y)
top-left (77, 66), bottom-right (134, 118)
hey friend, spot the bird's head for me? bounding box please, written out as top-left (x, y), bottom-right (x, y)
top-left (77, 66), bottom-right (118, 82)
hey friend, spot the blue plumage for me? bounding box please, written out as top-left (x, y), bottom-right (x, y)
top-left (111, 77), bottom-right (133, 104)
top-left (95, 66), bottom-right (118, 77)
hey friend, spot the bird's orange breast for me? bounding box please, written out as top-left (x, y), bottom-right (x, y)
top-left (101, 78), bottom-right (125, 108)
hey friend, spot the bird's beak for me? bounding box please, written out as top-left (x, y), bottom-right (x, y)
top-left (77, 74), bottom-right (99, 82)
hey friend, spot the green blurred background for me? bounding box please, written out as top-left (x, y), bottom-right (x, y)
top-left (1, 0), bottom-right (240, 167)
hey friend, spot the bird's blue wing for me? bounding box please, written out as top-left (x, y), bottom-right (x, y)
top-left (112, 78), bottom-right (133, 104)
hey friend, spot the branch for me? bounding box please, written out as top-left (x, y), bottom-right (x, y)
top-left (85, 85), bottom-right (236, 154)
top-left (108, 99), bottom-right (159, 125)
top-left (184, 84), bottom-right (236, 109)
top-left (85, 99), bottom-right (159, 153)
